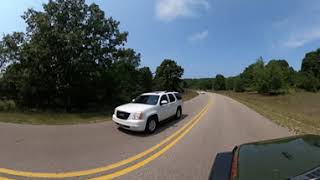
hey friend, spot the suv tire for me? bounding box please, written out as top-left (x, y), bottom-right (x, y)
top-left (175, 107), bottom-right (182, 120)
top-left (145, 116), bottom-right (158, 134)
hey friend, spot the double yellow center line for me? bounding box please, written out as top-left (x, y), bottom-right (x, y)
top-left (0, 97), bottom-right (212, 179)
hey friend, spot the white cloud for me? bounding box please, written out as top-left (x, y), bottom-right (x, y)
top-left (271, 2), bottom-right (320, 49)
top-left (284, 27), bottom-right (320, 48)
top-left (155, 0), bottom-right (209, 22)
top-left (188, 30), bottom-right (208, 42)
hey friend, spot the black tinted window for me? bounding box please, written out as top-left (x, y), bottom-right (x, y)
top-left (160, 95), bottom-right (168, 102)
top-left (168, 94), bottom-right (176, 102)
top-left (134, 95), bottom-right (159, 105)
top-left (174, 93), bottom-right (182, 100)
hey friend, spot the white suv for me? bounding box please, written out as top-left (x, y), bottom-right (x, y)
top-left (112, 91), bottom-right (183, 133)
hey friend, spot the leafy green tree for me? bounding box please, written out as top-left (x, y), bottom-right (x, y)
top-left (0, 32), bottom-right (25, 70)
top-left (301, 49), bottom-right (320, 79)
top-left (239, 64), bottom-right (255, 90)
top-left (110, 61), bottom-right (140, 103)
top-left (213, 74), bottom-right (226, 90)
top-left (0, 0), bottom-right (141, 111)
top-left (267, 59), bottom-right (296, 86)
top-left (299, 49), bottom-right (320, 92)
top-left (198, 79), bottom-right (212, 90)
top-left (225, 77), bottom-right (234, 90)
top-left (0, 64), bottom-right (23, 100)
top-left (154, 59), bottom-right (184, 91)
top-left (266, 65), bottom-right (284, 94)
top-left (252, 58), bottom-right (266, 89)
top-left (138, 67), bottom-right (153, 92)
top-left (296, 72), bottom-right (319, 92)
top-left (181, 80), bottom-right (188, 89)
top-left (238, 58), bottom-right (293, 94)
top-left (256, 59), bottom-right (292, 94)
top-left (233, 77), bottom-right (245, 92)
top-left (240, 57), bottom-right (265, 91)
top-left (183, 78), bottom-right (214, 90)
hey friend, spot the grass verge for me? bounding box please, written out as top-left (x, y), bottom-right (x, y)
top-left (219, 91), bottom-right (320, 135)
top-left (0, 112), bottom-right (111, 125)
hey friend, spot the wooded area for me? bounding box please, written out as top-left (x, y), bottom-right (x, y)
top-left (0, 0), bottom-right (184, 112)
top-left (185, 51), bottom-right (320, 94)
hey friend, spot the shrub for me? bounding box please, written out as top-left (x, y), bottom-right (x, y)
top-left (0, 100), bottom-right (17, 111)
top-left (257, 81), bottom-right (269, 94)
top-left (6, 100), bottom-right (16, 110)
top-left (297, 72), bottom-right (320, 92)
top-left (213, 74), bottom-right (226, 91)
top-left (0, 101), bottom-right (5, 111)
top-left (234, 77), bottom-right (245, 92)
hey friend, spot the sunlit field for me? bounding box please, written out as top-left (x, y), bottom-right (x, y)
top-left (220, 91), bottom-right (320, 135)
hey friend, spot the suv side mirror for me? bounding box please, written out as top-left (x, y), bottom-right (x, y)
top-left (160, 100), bottom-right (168, 106)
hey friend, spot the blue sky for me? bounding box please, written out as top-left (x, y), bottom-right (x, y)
top-left (1, 0), bottom-right (320, 78)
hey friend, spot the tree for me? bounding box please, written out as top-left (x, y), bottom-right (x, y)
top-left (299, 49), bottom-right (320, 92)
top-left (237, 58), bottom-right (293, 94)
top-left (240, 57), bottom-right (265, 91)
top-left (234, 77), bottom-right (245, 92)
top-left (138, 67), bottom-right (153, 92)
top-left (267, 59), bottom-right (295, 85)
top-left (0, 0), bottom-right (141, 111)
top-left (239, 64), bottom-right (255, 90)
top-left (301, 49), bottom-right (320, 79)
top-left (110, 61), bottom-right (140, 103)
top-left (296, 72), bottom-right (320, 92)
top-left (213, 74), bottom-right (226, 90)
top-left (225, 77), bottom-right (237, 90)
top-left (198, 79), bottom-right (212, 90)
top-left (254, 59), bottom-right (292, 94)
top-left (0, 32), bottom-right (25, 70)
top-left (266, 64), bottom-right (284, 94)
top-left (154, 59), bottom-right (184, 91)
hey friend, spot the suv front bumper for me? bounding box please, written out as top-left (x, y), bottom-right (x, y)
top-left (112, 115), bottom-right (147, 131)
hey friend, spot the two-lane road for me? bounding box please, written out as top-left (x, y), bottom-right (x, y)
top-left (0, 93), bottom-right (291, 180)
top-left (118, 93), bottom-right (291, 180)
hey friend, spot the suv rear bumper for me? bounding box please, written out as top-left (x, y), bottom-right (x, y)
top-left (112, 115), bottom-right (147, 131)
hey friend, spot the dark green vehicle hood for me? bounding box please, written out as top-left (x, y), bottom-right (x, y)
top-left (238, 135), bottom-right (320, 180)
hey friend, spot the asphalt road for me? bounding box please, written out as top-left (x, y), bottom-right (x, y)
top-left (0, 93), bottom-right (291, 180)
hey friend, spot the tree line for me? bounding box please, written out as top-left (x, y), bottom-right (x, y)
top-left (185, 51), bottom-right (320, 94)
top-left (0, 0), bottom-right (184, 112)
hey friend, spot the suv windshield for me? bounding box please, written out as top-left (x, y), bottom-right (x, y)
top-left (133, 95), bottom-right (159, 105)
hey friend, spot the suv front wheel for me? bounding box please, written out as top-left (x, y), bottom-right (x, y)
top-left (145, 116), bottom-right (158, 134)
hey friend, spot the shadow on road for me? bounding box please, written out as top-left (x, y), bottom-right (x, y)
top-left (117, 114), bottom-right (188, 137)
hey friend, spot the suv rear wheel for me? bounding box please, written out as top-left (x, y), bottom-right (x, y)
top-left (175, 107), bottom-right (182, 119)
top-left (145, 116), bottom-right (158, 133)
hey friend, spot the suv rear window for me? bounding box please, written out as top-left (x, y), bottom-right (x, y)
top-left (168, 94), bottom-right (176, 102)
top-left (174, 93), bottom-right (182, 100)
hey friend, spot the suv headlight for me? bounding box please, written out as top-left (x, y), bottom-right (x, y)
top-left (132, 112), bottom-right (143, 120)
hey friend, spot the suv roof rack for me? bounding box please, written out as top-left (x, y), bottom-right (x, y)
top-left (147, 91), bottom-right (178, 94)
top-left (150, 91), bottom-right (166, 94)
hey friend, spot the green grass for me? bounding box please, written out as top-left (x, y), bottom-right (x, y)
top-left (219, 91), bottom-right (320, 135)
top-left (0, 112), bottom-right (111, 125)
top-left (182, 90), bottom-right (199, 101)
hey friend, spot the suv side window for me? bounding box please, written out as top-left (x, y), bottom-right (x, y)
top-left (160, 95), bottom-right (169, 104)
top-left (174, 93), bottom-right (182, 100)
top-left (168, 94), bottom-right (176, 102)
